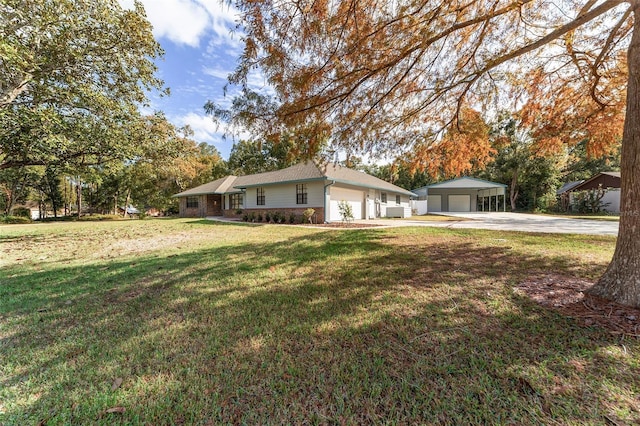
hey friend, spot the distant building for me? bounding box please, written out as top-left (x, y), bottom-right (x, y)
top-left (559, 172), bottom-right (621, 213)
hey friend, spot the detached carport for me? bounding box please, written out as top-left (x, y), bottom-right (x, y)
top-left (413, 177), bottom-right (507, 212)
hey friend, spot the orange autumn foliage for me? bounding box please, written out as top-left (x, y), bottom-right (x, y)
top-left (408, 108), bottom-right (495, 179)
top-left (517, 62), bottom-right (625, 160)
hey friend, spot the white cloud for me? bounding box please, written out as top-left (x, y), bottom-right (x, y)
top-left (173, 112), bottom-right (221, 143)
top-left (245, 69), bottom-right (271, 91)
top-left (199, 2), bottom-right (239, 38)
top-left (202, 67), bottom-right (232, 80)
top-left (121, 0), bottom-right (239, 47)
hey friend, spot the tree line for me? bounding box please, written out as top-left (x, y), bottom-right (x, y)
top-left (0, 116), bottom-right (228, 218)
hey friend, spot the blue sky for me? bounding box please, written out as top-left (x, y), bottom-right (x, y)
top-left (122, 0), bottom-right (259, 159)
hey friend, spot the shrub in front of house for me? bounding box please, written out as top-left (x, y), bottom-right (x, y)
top-left (12, 207), bottom-right (31, 218)
top-left (338, 200), bottom-right (354, 223)
top-left (78, 214), bottom-right (123, 221)
top-left (1, 215), bottom-right (32, 224)
top-left (303, 208), bottom-right (315, 224)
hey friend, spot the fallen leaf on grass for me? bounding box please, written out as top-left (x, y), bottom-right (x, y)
top-left (111, 377), bottom-right (123, 391)
top-left (105, 406), bottom-right (126, 414)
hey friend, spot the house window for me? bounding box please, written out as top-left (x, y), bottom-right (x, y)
top-left (296, 184), bottom-right (307, 204)
top-left (381, 193), bottom-right (387, 203)
top-left (230, 194), bottom-right (243, 210)
top-left (186, 196), bottom-right (198, 209)
top-left (256, 187), bottom-right (265, 206)
top-left (396, 195), bottom-right (401, 205)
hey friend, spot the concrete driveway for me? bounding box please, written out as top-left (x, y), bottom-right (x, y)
top-left (207, 212), bottom-right (618, 236)
top-left (383, 212), bottom-right (619, 236)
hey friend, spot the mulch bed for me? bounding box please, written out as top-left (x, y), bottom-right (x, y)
top-left (301, 222), bottom-right (385, 228)
top-left (516, 274), bottom-right (640, 337)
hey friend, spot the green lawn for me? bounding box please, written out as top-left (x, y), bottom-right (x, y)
top-left (1, 219), bottom-right (637, 425)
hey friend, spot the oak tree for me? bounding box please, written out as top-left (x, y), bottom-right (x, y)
top-left (0, 0), bottom-right (164, 170)
top-left (229, 0), bottom-right (640, 306)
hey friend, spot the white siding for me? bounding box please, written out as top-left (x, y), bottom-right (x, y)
top-left (380, 194), bottom-right (412, 218)
top-left (602, 189), bottom-right (620, 213)
top-left (411, 200), bottom-right (429, 215)
top-left (570, 189), bottom-right (621, 213)
top-left (244, 181), bottom-right (325, 209)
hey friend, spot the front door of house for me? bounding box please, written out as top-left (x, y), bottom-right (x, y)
top-left (207, 194), bottom-right (223, 216)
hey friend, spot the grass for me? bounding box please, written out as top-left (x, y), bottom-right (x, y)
top-left (1, 218), bottom-right (637, 425)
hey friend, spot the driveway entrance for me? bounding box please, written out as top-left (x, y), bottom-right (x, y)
top-left (427, 212), bottom-right (619, 236)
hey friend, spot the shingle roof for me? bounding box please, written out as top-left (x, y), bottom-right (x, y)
top-left (174, 162), bottom-right (415, 197)
top-left (556, 180), bottom-right (584, 195)
top-left (173, 175), bottom-right (238, 197)
top-left (319, 163), bottom-right (416, 196)
top-left (601, 171), bottom-right (621, 178)
top-left (568, 171), bottom-right (621, 192)
top-left (231, 162), bottom-right (325, 187)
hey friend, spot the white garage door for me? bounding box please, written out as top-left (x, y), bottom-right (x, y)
top-left (448, 194), bottom-right (471, 212)
top-left (330, 187), bottom-right (363, 221)
top-left (427, 195), bottom-right (441, 212)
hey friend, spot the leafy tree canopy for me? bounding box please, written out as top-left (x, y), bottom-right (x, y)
top-left (0, 0), bottom-right (165, 170)
top-left (227, 137), bottom-right (299, 175)
top-left (227, 0), bottom-right (626, 170)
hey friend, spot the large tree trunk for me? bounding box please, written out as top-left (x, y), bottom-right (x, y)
top-left (123, 188), bottom-right (131, 218)
top-left (588, 5), bottom-right (640, 307)
top-left (510, 169), bottom-right (519, 211)
top-left (76, 177), bottom-right (82, 219)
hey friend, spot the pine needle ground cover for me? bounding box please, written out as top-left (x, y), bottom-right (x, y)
top-left (1, 219), bottom-right (637, 425)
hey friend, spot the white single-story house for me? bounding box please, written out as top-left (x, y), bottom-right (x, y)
top-left (560, 171), bottom-right (621, 213)
top-left (412, 177), bottom-right (507, 213)
top-left (174, 162), bottom-right (416, 222)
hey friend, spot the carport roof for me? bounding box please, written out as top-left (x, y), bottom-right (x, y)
top-left (415, 177), bottom-right (506, 191)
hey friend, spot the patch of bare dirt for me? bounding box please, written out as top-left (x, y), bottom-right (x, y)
top-left (95, 232), bottom-right (210, 258)
top-left (516, 273), bottom-right (640, 337)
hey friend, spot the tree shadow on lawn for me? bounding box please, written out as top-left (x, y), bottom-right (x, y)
top-left (1, 228), bottom-right (636, 424)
